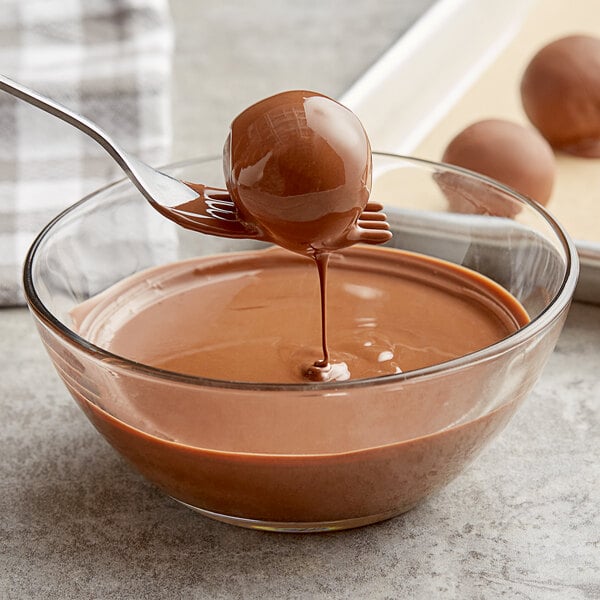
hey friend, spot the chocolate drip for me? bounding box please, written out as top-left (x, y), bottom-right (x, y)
top-left (163, 91), bottom-right (391, 380)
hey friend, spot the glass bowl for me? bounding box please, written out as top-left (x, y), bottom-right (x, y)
top-left (23, 154), bottom-right (579, 532)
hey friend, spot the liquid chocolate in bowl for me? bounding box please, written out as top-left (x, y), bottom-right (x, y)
top-left (67, 244), bottom-right (533, 525)
top-left (72, 246), bottom-right (529, 385)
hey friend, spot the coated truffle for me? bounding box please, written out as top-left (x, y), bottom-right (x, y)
top-left (223, 90), bottom-right (372, 255)
top-left (441, 119), bottom-right (555, 216)
top-left (521, 34), bottom-right (600, 157)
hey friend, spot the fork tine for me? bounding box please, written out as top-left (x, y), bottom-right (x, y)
top-left (365, 201), bottom-right (384, 212)
top-left (356, 228), bottom-right (393, 244)
top-left (359, 211), bottom-right (387, 221)
top-left (205, 191), bottom-right (232, 200)
top-left (358, 219), bottom-right (390, 230)
top-left (204, 200), bottom-right (239, 219)
top-left (173, 196), bottom-right (237, 217)
top-left (205, 194), bottom-right (236, 207)
top-left (205, 199), bottom-right (236, 210)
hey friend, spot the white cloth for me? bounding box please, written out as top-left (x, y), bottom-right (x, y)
top-left (0, 0), bottom-right (173, 305)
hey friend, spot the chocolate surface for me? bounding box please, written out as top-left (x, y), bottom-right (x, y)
top-left (72, 246), bottom-right (528, 384)
top-left (223, 90), bottom-right (375, 256)
top-left (68, 245), bottom-right (531, 523)
top-left (521, 35), bottom-right (600, 157)
top-left (441, 119), bottom-right (555, 211)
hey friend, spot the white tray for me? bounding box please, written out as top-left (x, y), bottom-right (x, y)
top-left (341, 0), bottom-right (600, 303)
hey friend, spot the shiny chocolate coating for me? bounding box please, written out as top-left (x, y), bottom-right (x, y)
top-left (223, 90), bottom-right (372, 256)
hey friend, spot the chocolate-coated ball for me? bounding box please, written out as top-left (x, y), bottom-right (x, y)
top-left (223, 90), bottom-right (372, 256)
top-left (441, 119), bottom-right (555, 215)
top-left (521, 35), bottom-right (600, 157)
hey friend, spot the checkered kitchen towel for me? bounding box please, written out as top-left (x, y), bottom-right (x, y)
top-left (0, 0), bottom-right (173, 305)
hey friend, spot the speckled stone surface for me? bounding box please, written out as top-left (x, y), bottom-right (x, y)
top-left (2, 1), bottom-right (600, 599)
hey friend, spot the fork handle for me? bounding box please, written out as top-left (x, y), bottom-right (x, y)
top-left (0, 74), bottom-right (135, 175)
top-left (0, 73), bottom-right (197, 206)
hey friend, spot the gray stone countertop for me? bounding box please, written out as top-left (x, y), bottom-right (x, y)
top-left (2, 1), bottom-right (599, 599)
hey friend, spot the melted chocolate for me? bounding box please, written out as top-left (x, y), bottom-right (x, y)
top-left (72, 246), bottom-right (529, 384)
top-left (69, 246), bottom-right (531, 524)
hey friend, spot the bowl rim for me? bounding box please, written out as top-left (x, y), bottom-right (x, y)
top-left (23, 153), bottom-right (580, 392)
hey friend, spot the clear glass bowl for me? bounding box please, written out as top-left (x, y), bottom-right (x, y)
top-left (23, 154), bottom-right (579, 532)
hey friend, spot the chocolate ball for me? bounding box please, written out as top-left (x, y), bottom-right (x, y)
top-left (223, 90), bottom-right (372, 256)
top-left (441, 119), bottom-right (555, 215)
top-left (521, 35), bottom-right (600, 157)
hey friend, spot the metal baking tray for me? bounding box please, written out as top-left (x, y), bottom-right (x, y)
top-left (341, 0), bottom-right (600, 304)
